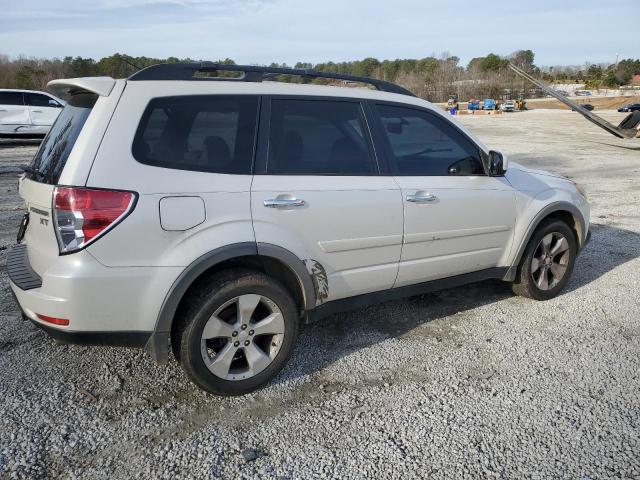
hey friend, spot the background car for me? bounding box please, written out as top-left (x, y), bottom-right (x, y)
top-left (0, 89), bottom-right (64, 138)
top-left (573, 104), bottom-right (594, 111)
top-left (618, 103), bottom-right (640, 112)
top-left (500, 100), bottom-right (516, 112)
top-left (482, 98), bottom-right (496, 110)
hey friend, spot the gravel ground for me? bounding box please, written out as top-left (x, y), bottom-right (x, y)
top-left (1, 110), bottom-right (639, 479)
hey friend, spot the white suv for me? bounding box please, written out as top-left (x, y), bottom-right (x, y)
top-left (8, 64), bottom-right (590, 396)
top-left (0, 89), bottom-right (64, 138)
top-left (500, 100), bottom-right (516, 112)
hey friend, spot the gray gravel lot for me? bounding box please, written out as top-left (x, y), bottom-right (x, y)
top-left (1, 110), bottom-right (639, 479)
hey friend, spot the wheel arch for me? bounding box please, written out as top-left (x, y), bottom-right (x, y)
top-left (144, 242), bottom-right (316, 363)
top-left (504, 201), bottom-right (586, 281)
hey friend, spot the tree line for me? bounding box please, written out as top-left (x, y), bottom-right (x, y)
top-left (1, 50), bottom-right (638, 103)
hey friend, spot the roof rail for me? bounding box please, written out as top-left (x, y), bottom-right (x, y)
top-left (128, 62), bottom-right (416, 97)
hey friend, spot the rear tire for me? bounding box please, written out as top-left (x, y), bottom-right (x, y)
top-left (512, 219), bottom-right (577, 300)
top-left (175, 269), bottom-right (299, 396)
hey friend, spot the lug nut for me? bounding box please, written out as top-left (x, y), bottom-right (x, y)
top-left (232, 331), bottom-right (238, 337)
top-left (249, 330), bottom-right (254, 336)
top-left (244, 340), bottom-right (250, 346)
top-left (233, 341), bottom-right (240, 347)
top-left (241, 324), bottom-right (247, 330)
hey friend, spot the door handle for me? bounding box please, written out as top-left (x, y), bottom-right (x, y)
top-left (406, 191), bottom-right (438, 203)
top-left (31, 110), bottom-right (43, 113)
top-left (264, 196), bottom-right (305, 208)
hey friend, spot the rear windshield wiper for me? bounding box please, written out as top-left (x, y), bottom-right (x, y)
top-left (20, 164), bottom-right (47, 179)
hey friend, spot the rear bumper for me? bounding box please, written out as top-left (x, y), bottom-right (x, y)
top-left (8, 285), bottom-right (151, 348)
top-left (29, 319), bottom-right (151, 348)
top-left (7, 243), bottom-right (181, 350)
top-left (7, 244), bottom-right (42, 290)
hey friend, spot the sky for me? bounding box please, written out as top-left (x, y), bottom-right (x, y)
top-left (0, 0), bottom-right (638, 67)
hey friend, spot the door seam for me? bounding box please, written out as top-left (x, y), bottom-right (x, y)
top-left (390, 175), bottom-right (405, 288)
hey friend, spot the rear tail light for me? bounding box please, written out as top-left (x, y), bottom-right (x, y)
top-left (53, 187), bottom-right (136, 254)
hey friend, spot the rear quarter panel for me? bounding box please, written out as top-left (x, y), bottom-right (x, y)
top-left (85, 81), bottom-right (255, 267)
top-left (86, 189), bottom-right (254, 267)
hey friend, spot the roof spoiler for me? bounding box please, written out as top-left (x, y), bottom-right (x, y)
top-left (508, 63), bottom-right (639, 139)
top-left (47, 77), bottom-right (116, 99)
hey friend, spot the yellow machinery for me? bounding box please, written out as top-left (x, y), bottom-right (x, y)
top-left (446, 95), bottom-right (459, 113)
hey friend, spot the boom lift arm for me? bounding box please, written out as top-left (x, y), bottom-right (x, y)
top-left (508, 63), bottom-right (640, 139)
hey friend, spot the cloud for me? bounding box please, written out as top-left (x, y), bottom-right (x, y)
top-left (0, 0), bottom-right (637, 66)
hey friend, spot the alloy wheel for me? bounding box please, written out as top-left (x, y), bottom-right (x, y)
top-left (200, 294), bottom-right (285, 381)
top-left (531, 232), bottom-right (571, 290)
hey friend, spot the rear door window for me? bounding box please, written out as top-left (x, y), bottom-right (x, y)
top-left (132, 95), bottom-right (259, 175)
top-left (25, 93), bottom-right (60, 107)
top-left (29, 92), bottom-right (97, 184)
top-left (266, 99), bottom-right (376, 175)
top-left (0, 91), bottom-right (24, 105)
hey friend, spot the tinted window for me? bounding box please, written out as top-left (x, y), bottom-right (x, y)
top-left (133, 95), bottom-right (258, 174)
top-left (267, 99), bottom-right (375, 175)
top-left (26, 93), bottom-right (58, 107)
top-left (0, 92), bottom-right (24, 106)
top-left (376, 104), bottom-right (484, 176)
top-left (30, 92), bottom-right (97, 184)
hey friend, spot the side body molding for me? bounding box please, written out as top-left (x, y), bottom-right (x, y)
top-left (503, 201), bottom-right (587, 281)
top-left (145, 242), bottom-right (316, 363)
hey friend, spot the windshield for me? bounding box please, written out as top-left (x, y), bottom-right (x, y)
top-left (29, 92), bottom-right (97, 184)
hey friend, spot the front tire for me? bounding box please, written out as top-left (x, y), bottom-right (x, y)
top-left (175, 269), bottom-right (299, 396)
top-left (512, 220), bottom-right (577, 300)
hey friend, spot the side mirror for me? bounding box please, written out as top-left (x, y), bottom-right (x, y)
top-left (48, 100), bottom-right (62, 108)
top-left (487, 150), bottom-right (507, 176)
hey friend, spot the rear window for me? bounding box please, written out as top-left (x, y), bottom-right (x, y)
top-left (29, 92), bottom-right (97, 184)
top-left (132, 95), bottom-right (259, 174)
top-left (0, 91), bottom-right (24, 105)
top-left (25, 93), bottom-right (60, 107)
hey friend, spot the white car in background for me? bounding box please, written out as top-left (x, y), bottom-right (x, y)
top-left (500, 100), bottom-right (516, 112)
top-left (0, 89), bottom-right (64, 138)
